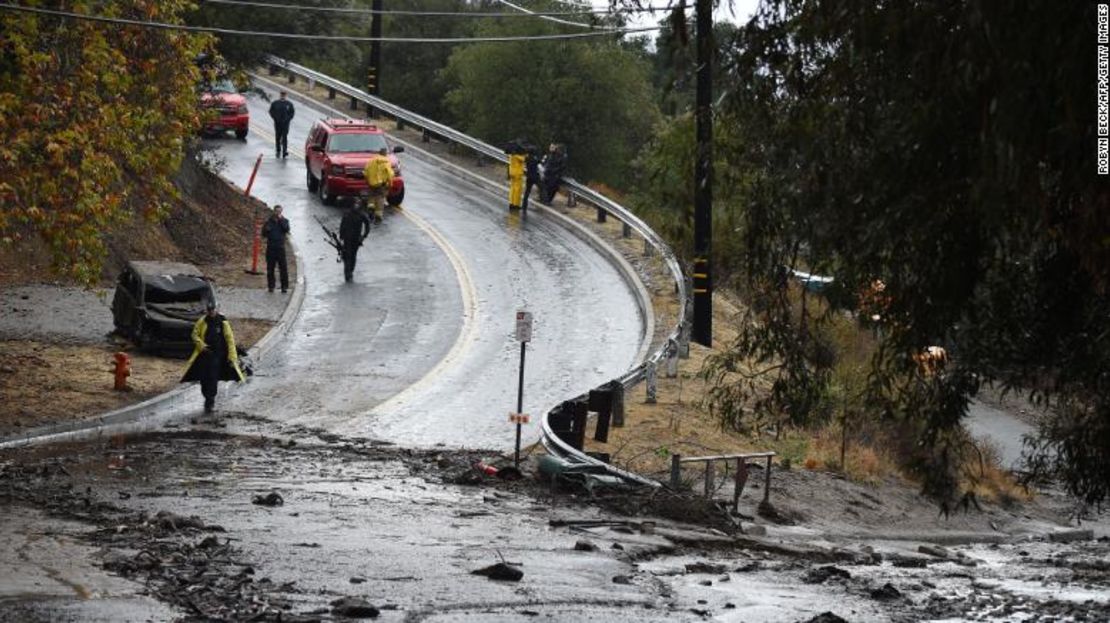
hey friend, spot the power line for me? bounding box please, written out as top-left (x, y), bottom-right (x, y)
top-left (491, 0), bottom-right (612, 31)
top-left (203, 0), bottom-right (688, 18)
top-left (0, 3), bottom-right (660, 42)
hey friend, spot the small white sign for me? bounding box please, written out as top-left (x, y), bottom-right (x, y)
top-left (515, 311), bottom-right (533, 342)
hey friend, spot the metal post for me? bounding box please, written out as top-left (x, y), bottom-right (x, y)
top-left (287, 71), bottom-right (296, 84)
top-left (596, 207), bottom-right (607, 223)
top-left (350, 96), bottom-right (358, 111)
top-left (515, 341), bottom-right (525, 468)
top-left (567, 192), bottom-right (577, 207)
top-left (692, 0), bottom-right (714, 347)
top-left (763, 455), bottom-right (772, 504)
top-left (645, 360), bottom-right (657, 404)
top-left (268, 64), bottom-right (280, 76)
top-left (328, 87), bottom-right (336, 100)
top-left (670, 454), bottom-right (682, 488)
top-left (622, 222), bottom-right (632, 238)
top-left (704, 461), bottom-right (715, 497)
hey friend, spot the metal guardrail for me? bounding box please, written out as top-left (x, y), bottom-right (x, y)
top-left (265, 55), bottom-right (689, 487)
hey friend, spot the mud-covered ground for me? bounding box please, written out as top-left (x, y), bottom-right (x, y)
top-left (2, 420), bottom-right (1106, 622)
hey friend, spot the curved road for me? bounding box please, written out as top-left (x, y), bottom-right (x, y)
top-left (202, 84), bottom-right (646, 449)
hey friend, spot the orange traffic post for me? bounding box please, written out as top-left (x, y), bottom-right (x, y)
top-left (244, 153), bottom-right (264, 274)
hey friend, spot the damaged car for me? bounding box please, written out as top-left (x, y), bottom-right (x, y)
top-left (111, 261), bottom-right (215, 355)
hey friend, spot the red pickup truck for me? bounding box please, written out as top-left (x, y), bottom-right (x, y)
top-left (200, 79), bottom-right (249, 140)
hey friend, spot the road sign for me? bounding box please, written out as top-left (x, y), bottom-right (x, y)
top-left (509, 412), bottom-right (530, 424)
top-left (515, 311), bottom-right (533, 342)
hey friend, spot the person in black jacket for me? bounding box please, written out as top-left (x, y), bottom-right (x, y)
top-left (181, 300), bottom-right (245, 414)
top-left (268, 91), bottom-right (295, 159)
top-left (540, 143), bottom-right (567, 205)
top-left (522, 144), bottom-right (541, 210)
top-left (339, 203), bottom-right (372, 282)
top-left (261, 205), bottom-right (290, 293)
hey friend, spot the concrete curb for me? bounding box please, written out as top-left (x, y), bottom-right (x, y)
top-left (0, 179), bottom-right (307, 450)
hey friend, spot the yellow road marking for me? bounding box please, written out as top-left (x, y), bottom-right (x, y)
top-left (249, 112), bottom-right (479, 414)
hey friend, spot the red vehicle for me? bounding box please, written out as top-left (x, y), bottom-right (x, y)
top-left (304, 119), bottom-right (404, 206)
top-left (200, 79), bottom-right (249, 140)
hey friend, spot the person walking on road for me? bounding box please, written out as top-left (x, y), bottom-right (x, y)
top-left (522, 144), bottom-right (541, 211)
top-left (181, 300), bottom-right (245, 414)
top-left (363, 147), bottom-right (393, 223)
top-left (339, 202), bottom-right (372, 282)
top-left (268, 90), bottom-right (295, 159)
top-left (262, 205), bottom-right (290, 293)
top-left (540, 143), bottom-right (567, 205)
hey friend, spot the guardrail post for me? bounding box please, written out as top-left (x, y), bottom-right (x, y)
top-left (763, 455), bottom-right (773, 504)
top-left (596, 207), bottom-right (607, 223)
top-left (665, 345), bottom-right (678, 378)
top-left (644, 238), bottom-right (655, 257)
top-left (349, 96), bottom-right (359, 111)
top-left (608, 380), bottom-right (625, 428)
top-left (571, 399), bottom-right (588, 451)
top-left (287, 71), bottom-right (296, 85)
top-left (268, 64), bottom-right (280, 76)
top-left (622, 222), bottom-right (632, 238)
top-left (327, 87), bottom-right (336, 100)
top-left (670, 454), bottom-right (682, 488)
top-left (589, 387), bottom-right (612, 443)
top-left (678, 320), bottom-right (691, 359)
top-left (307, 78), bottom-right (315, 91)
top-left (567, 192), bottom-right (577, 207)
top-left (645, 360), bottom-right (657, 404)
top-left (549, 401), bottom-right (574, 446)
top-left (397, 118), bottom-right (406, 130)
top-left (422, 129), bottom-right (431, 143)
top-left (704, 461), bottom-right (715, 497)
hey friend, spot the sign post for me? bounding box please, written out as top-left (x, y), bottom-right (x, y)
top-left (513, 311), bottom-right (533, 468)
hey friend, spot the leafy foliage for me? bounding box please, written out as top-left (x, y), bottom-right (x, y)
top-left (0, 1), bottom-right (211, 285)
top-left (442, 4), bottom-right (660, 185)
top-left (699, 1), bottom-right (1109, 505)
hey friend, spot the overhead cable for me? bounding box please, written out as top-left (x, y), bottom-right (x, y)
top-left (0, 3), bottom-right (660, 42)
top-left (203, 0), bottom-right (688, 18)
top-left (491, 0), bottom-right (611, 30)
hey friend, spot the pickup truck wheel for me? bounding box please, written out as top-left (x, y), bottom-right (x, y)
top-left (235, 128), bottom-right (248, 140)
top-left (306, 169), bottom-right (319, 192)
top-left (318, 173), bottom-right (336, 206)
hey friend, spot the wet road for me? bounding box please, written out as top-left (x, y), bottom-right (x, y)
top-left (194, 84), bottom-right (646, 448)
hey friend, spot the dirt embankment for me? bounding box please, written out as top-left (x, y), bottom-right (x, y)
top-left (0, 155), bottom-right (285, 436)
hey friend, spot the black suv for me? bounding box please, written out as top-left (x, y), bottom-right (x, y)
top-left (111, 261), bottom-right (215, 355)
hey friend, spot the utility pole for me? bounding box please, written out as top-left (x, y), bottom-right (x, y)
top-left (368, 0), bottom-right (383, 96)
top-left (692, 0), bottom-right (713, 346)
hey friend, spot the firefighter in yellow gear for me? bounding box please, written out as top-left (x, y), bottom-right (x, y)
top-left (363, 147), bottom-right (393, 221)
top-left (508, 152), bottom-right (526, 211)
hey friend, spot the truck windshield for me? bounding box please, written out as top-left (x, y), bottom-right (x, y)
top-left (327, 133), bottom-right (388, 153)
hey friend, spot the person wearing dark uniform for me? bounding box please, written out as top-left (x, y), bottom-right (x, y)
top-left (339, 203), bottom-right (372, 282)
top-left (181, 300), bottom-right (244, 414)
top-left (522, 145), bottom-right (540, 210)
top-left (268, 90), bottom-right (295, 159)
top-left (261, 205), bottom-right (290, 293)
top-left (540, 143), bottom-right (567, 205)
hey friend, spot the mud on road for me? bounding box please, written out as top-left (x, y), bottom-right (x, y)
top-left (2, 422), bottom-right (1108, 622)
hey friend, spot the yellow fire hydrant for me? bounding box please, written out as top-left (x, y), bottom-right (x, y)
top-left (112, 352), bottom-right (132, 391)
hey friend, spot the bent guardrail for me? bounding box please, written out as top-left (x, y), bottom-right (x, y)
top-left (266, 55), bottom-right (688, 486)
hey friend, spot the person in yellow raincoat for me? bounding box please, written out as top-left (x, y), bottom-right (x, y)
top-left (363, 147), bottom-right (394, 223)
top-left (181, 300), bottom-right (244, 413)
top-left (508, 151), bottom-right (526, 210)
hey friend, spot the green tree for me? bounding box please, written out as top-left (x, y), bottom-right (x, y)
top-left (442, 7), bottom-right (660, 185)
top-left (704, 0), bottom-right (1109, 506)
top-left (0, 0), bottom-right (211, 284)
